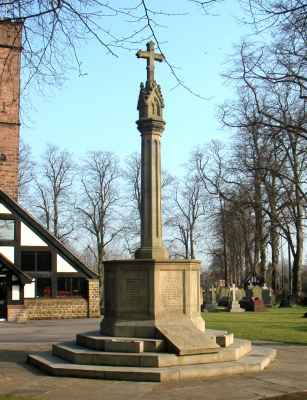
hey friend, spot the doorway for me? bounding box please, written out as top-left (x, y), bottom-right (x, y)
top-left (0, 275), bottom-right (7, 320)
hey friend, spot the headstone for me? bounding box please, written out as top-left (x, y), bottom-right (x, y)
top-left (253, 297), bottom-right (266, 312)
top-left (246, 285), bottom-right (262, 300)
top-left (241, 284), bottom-right (266, 312)
top-left (205, 285), bottom-right (217, 311)
top-left (262, 286), bottom-right (273, 307)
top-left (228, 284), bottom-right (245, 313)
top-left (217, 287), bottom-right (229, 307)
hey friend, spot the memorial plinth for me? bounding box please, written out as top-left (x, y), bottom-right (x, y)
top-left (100, 259), bottom-right (218, 355)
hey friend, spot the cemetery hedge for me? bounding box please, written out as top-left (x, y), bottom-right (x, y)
top-left (204, 306), bottom-right (307, 345)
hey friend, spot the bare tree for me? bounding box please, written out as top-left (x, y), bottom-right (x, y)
top-left (168, 172), bottom-right (206, 260)
top-left (18, 140), bottom-right (35, 203)
top-left (32, 144), bottom-right (75, 241)
top-left (76, 151), bottom-right (122, 300)
top-left (0, 1), bottom-right (224, 94)
top-left (121, 153), bottom-right (142, 255)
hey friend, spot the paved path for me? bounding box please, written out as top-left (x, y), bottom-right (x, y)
top-left (0, 319), bottom-right (307, 400)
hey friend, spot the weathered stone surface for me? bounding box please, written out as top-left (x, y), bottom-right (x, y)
top-left (156, 322), bottom-right (219, 355)
top-left (28, 344), bottom-right (276, 382)
top-left (100, 259), bottom-right (211, 354)
top-left (76, 332), bottom-right (165, 353)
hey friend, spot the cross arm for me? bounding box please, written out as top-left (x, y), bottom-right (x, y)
top-left (136, 50), bottom-right (148, 59)
top-left (154, 53), bottom-right (164, 62)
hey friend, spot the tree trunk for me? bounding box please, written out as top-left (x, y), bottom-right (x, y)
top-left (292, 204), bottom-right (304, 300)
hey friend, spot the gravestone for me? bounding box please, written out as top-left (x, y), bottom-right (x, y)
top-left (217, 287), bottom-right (229, 307)
top-left (262, 285), bottom-right (273, 307)
top-left (205, 285), bottom-right (217, 311)
top-left (246, 285), bottom-right (262, 300)
top-left (228, 284), bottom-right (245, 313)
top-left (241, 284), bottom-right (266, 312)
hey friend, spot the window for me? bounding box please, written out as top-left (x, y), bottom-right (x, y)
top-left (37, 252), bottom-right (52, 271)
top-left (57, 277), bottom-right (87, 298)
top-left (21, 252), bottom-right (35, 271)
top-left (36, 277), bottom-right (52, 297)
top-left (0, 220), bottom-right (15, 241)
top-left (21, 251), bottom-right (52, 272)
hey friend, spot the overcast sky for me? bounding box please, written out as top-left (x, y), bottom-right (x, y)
top-left (21, 1), bottom-right (253, 176)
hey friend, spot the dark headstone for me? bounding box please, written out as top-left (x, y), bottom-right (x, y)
top-left (239, 296), bottom-right (266, 312)
top-left (204, 286), bottom-right (217, 311)
top-left (262, 288), bottom-right (273, 307)
top-left (239, 297), bottom-right (254, 311)
top-left (218, 296), bottom-right (229, 307)
top-left (279, 295), bottom-right (292, 308)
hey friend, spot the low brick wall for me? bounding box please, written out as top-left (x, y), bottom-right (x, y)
top-left (8, 279), bottom-right (101, 322)
top-left (24, 298), bottom-right (88, 320)
top-left (7, 304), bottom-right (25, 322)
top-left (88, 279), bottom-right (101, 318)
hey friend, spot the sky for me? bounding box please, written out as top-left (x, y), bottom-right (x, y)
top-left (21, 1), bottom-right (253, 177)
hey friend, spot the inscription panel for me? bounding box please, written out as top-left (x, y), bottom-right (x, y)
top-left (160, 270), bottom-right (184, 312)
top-left (120, 270), bottom-right (148, 313)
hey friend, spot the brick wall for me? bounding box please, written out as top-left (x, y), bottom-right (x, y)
top-left (88, 279), bottom-right (101, 318)
top-left (24, 298), bottom-right (89, 320)
top-left (7, 278), bottom-right (101, 322)
top-left (7, 304), bottom-right (24, 322)
top-left (0, 22), bottom-right (22, 201)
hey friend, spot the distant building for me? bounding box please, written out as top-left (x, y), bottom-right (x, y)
top-left (0, 189), bottom-right (100, 322)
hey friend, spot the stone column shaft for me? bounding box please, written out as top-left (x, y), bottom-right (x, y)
top-left (141, 132), bottom-right (162, 248)
top-left (135, 120), bottom-right (168, 260)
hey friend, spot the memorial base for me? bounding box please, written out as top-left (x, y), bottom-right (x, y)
top-left (100, 259), bottom-right (219, 355)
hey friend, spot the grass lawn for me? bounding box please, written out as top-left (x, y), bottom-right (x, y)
top-left (204, 305), bottom-right (307, 345)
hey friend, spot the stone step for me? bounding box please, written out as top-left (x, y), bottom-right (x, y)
top-left (76, 332), bottom-right (165, 353)
top-left (52, 339), bottom-right (252, 368)
top-left (206, 330), bottom-right (234, 348)
top-left (27, 346), bottom-right (277, 382)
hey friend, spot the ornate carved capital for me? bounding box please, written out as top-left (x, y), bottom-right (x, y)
top-left (136, 118), bottom-right (165, 134)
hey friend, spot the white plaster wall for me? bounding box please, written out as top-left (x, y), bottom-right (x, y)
top-left (0, 203), bottom-right (11, 214)
top-left (57, 255), bottom-right (77, 273)
top-left (24, 279), bottom-right (35, 298)
top-left (12, 285), bottom-right (20, 301)
top-left (0, 246), bottom-right (14, 262)
top-left (20, 222), bottom-right (48, 247)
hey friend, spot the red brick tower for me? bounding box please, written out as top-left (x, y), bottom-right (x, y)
top-left (0, 21), bottom-right (22, 201)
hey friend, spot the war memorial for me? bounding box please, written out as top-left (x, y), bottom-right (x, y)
top-left (28, 41), bottom-right (276, 382)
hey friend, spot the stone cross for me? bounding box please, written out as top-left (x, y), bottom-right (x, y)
top-left (230, 283), bottom-right (237, 303)
top-left (136, 41), bottom-right (164, 84)
top-left (134, 41), bottom-right (168, 260)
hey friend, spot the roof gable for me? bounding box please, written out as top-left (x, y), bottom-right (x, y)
top-left (0, 252), bottom-right (32, 283)
top-left (0, 190), bottom-right (98, 279)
